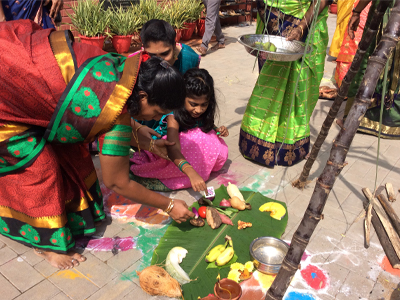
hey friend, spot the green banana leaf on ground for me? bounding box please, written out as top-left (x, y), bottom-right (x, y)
top-left (151, 185), bottom-right (288, 300)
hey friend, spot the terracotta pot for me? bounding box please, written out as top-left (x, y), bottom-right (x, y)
top-left (175, 29), bottom-right (182, 43)
top-left (181, 22), bottom-right (196, 41)
top-left (196, 18), bottom-right (206, 37)
top-left (112, 35), bottom-right (132, 54)
top-left (214, 278), bottom-right (242, 300)
top-left (329, 4), bottom-right (337, 14)
top-left (79, 35), bottom-right (105, 49)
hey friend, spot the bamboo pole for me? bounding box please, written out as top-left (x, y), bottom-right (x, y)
top-left (265, 1), bottom-right (400, 298)
top-left (292, 1), bottom-right (392, 189)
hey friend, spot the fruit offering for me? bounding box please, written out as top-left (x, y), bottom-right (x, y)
top-left (259, 202), bottom-right (286, 220)
top-left (255, 41), bottom-right (277, 52)
top-left (205, 235), bottom-right (235, 267)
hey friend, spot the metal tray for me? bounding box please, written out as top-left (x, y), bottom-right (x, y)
top-left (238, 34), bottom-right (312, 62)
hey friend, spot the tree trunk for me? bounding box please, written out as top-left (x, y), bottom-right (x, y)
top-left (292, 1), bottom-right (391, 189)
top-left (265, 1), bottom-right (400, 298)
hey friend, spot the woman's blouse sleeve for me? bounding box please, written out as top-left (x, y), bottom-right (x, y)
top-left (98, 111), bottom-right (132, 156)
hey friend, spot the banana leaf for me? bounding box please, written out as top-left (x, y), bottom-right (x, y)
top-left (151, 185), bottom-right (288, 299)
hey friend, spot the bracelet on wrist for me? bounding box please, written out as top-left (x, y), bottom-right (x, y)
top-left (164, 198), bottom-right (174, 214)
top-left (352, 8), bottom-right (361, 14)
top-left (177, 159), bottom-right (187, 169)
top-left (179, 161), bottom-right (190, 172)
top-left (182, 165), bottom-right (193, 172)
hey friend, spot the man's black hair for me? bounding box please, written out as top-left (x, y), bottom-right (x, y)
top-left (140, 19), bottom-right (176, 48)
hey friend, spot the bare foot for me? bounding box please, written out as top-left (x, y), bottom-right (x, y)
top-left (34, 248), bottom-right (86, 270)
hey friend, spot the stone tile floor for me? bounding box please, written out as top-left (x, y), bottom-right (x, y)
top-left (1, 12), bottom-right (400, 300)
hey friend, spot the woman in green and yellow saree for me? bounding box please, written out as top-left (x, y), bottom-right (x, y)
top-left (239, 0), bottom-right (330, 167)
top-left (0, 20), bottom-right (194, 269)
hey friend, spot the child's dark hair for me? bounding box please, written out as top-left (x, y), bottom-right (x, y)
top-left (174, 68), bottom-right (218, 133)
top-left (140, 19), bottom-right (176, 48)
top-left (127, 56), bottom-right (185, 116)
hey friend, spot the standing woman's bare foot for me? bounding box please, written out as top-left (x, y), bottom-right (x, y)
top-left (34, 248), bottom-right (86, 270)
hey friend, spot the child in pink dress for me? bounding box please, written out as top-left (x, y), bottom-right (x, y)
top-left (130, 68), bottom-right (228, 192)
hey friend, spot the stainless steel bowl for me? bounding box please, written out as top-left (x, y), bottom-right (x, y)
top-left (250, 236), bottom-right (289, 274)
top-left (238, 34), bottom-right (312, 62)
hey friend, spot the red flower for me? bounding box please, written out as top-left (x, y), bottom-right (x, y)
top-left (142, 52), bottom-right (151, 62)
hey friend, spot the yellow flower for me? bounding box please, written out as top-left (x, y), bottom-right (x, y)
top-left (244, 261), bottom-right (254, 272)
top-left (230, 262), bottom-right (245, 271)
top-left (227, 269), bottom-right (241, 283)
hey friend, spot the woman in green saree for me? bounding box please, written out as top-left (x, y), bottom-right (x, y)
top-left (239, 0), bottom-right (330, 167)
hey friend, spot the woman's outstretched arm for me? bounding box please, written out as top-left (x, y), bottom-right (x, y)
top-left (100, 153), bottom-right (194, 223)
top-left (166, 115), bottom-right (207, 192)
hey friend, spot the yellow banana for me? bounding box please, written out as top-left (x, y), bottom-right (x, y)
top-left (205, 243), bottom-right (226, 263)
top-left (215, 246), bottom-right (234, 266)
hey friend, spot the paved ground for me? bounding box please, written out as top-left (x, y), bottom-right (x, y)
top-left (1, 12), bottom-right (400, 300)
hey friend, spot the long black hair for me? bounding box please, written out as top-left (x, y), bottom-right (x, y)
top-left (127, 56), bottom-right (185, 117)
top-left (174, 68), bottom-right (218, 133)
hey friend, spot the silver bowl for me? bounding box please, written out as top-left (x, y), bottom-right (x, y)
top-left (238, 34), bottom-right (312, 62)
top-left (250, 236), bottom-right (289, 274)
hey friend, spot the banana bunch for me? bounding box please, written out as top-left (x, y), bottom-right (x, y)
top-left (205, 235), bottom-right (234, 266)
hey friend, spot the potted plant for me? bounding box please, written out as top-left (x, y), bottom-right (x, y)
top-left (181, 0), bottom-right (203, 41)
top-left (67, 0), bottom-right (110, 49)
top-left (138, 0), bottom-right (163, 25)
top-left (108, 4), bottom-right (142, 54)
top-left (330, 0), bottom-right (338, 14)
top-left (163, 1), bottom-right (188, 43)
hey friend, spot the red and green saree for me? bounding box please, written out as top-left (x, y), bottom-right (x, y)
top-left (0, 20), bottom-right (139, 252)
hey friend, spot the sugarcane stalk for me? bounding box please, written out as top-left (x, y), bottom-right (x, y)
top-left (292, 0), bottom-right (391, 189)
top-left (266, 1), bottom-right (400, 298)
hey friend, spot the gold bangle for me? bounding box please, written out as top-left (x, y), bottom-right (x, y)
top-left (149, 139), bottom-right (155, 153)
top-left (182, 165), bottom-right (193, 172)
top-left (164, 198), bottom-right (174, 214)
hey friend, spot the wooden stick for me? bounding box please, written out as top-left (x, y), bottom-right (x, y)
top-left (362, 188), bottom-right (400, 269)
top-left (362, 188), bottom-right (374, 248)
top-left (375, 185), bottom-right (385, 196)
top-left (363, 188), bottom-right (400, 259)
top-left (377, 194), bottom-right (400, 237)
top-left (365, 203), bottom-right (372, 248)
top-left (386, 183), bottom-right (396, 202)
top-left (370, 208), bottom-right (400, 269)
